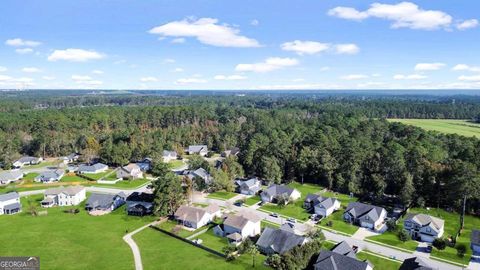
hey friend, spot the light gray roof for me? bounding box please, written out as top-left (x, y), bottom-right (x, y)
top-left (45, 186), bottom-right (85, 196)
top-left (314, 250), bottom-right (369, 270)
top-left (162, 150), bottom-right (177, 157)
top-left (193, 168), bottom-right (210, 178)
top-left (264, 184), bottom-right (296, 198)
top-left (188, 145), bottom-right (208, 153)
top-left (0, 171), bottom-right (23, 182)
top-left (16, 156), bottom-right (40, 163)
top-left (309, 195), bottom-right (338, 210)
top-left (120, 164), bottom-right (140, 173)
top-left (85, 192), bottom-right (126, 209)
top-left (35, 170), bottom-right (64, 180)
top-left (399, 257), bottom-right (433, 270)
top-left (224, 212), bottom-right (261, 230)
top-left (405, 213), bottom-right (444, 233)
top-left (256, 227), bottom-right (307, 254)
top-left (0, 192), bottom-right (19, 202)
top-left (3, 202), bottom-right (21, 211)
top-left (345, 202), bottom-right (386, 221)
top-left (331, 241), bottom-right (356, 258)
top-left (227, 232), bottom-right (242, 241)
top-left (174, 205), bottom-right (208, 223)
top-left (79, 163), bottom-right (108, 172)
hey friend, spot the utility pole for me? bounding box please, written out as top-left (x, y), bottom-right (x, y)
top-left (461, 195), bottom-right (467, 230)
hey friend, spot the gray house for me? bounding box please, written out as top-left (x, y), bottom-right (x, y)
top-left (399, 257), bottom-right (432, 270)
top-left (78, 163), bottom-right (108, 174)
top-left (344, 202), bottom-right (387, 230)
top-left (256, 227), bottom-right (309, 255)
top-left (314, 241), bottom-right (372, 270)
top-left (404, 213), bottom-right (444, 243)
top-left (13, 156), bottom-right (42, 168)
top-left (0, 192), bottom-right (21, 215)
top-left (187, 168), bottom-right (213, 185)
top-left (304, 194), bottom-right (341, 218)
top-left (35, 170), bottom-right (65, 183)
top-left (188, 145), bottom-right (208, 156)
top-left (126, 192), bottom-right (155, 216)
top-left (0, 170), bottom-right (23, 185)
top-left (85, 192), bottom-right (126, 213)
top-left (235, 178), bottom-right (261, 195)
top-left (260, 184), bottom-right (301, 203)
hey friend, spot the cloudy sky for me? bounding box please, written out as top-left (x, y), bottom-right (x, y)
top-left (1, 0), bottom-right (479, 90)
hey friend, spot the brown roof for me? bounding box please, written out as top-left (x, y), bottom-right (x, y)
top-left (224, 211), bottom-right (261, 230)
top-left (204, 203), bottom-right (220, 214)
top-left (174, 205), bottom-right (208, 223)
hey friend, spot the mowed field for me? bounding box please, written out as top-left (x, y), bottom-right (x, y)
top-left (388, 119), bottom-right (480, 138)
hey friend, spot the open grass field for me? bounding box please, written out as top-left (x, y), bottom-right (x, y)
top-left (155, 219), bottom-right (208, 238)
top-left (356, 251), bottom-right (402, 270)
top-left (0, 195), bottom-right (156, 270)
top-left (388, 119), bottom-right (480, 138)
top-left (168, 159), bottom-right (185, 169)
top-left (84, 169), bottom-right (115, 180)
top-left (366, 215), bottom-right (418, 252)
top-left (134, 227), bottom-right (269, 270)
top-left (207, 191), bottom-right (238, 200)
top-left (244, 196), bottom-right (262, 206)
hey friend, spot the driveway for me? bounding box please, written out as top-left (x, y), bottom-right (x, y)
top-left (352, 227), bottom-right (380, 240)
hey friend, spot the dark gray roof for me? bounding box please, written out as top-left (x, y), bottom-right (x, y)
top-left (331, 241), bottom-right (356, 258)
top-left (86, 192), bottom-right (125, 209)
top-left (256, 227), bottom-right (307, 254)
top-left (305, 194), bottom-right (320, 203)
top-left (345, 202), bottom-right (385, 220)
top-left (314, 250), bottom-right (369, 270)
top-left (3, 202), bottom-right (21, 211)
top-left (264, 184), bottom-right (295, 197)
top-left (472, 230), bottom-right (480, 246)
top-left (0, 192), bottom-right (19, 202)
top-left (405, 213), bottom-right (444, 233)
top-left (399, 257), bottom-right (433, 270)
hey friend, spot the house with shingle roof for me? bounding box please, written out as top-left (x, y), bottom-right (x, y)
top-left (313, 241), bottom-right (372, 270)
top-left (404, 213), bottom-right (444, 243)
top-left (162, 150), bottom-right (178, 163)
top-left (0, 170), bottom-right (23, 185)
top-left (235, 178), bottom-right (261, 195)
top-left (214, 211), bottom-right (261, 244)
top-left (78, 163), bottom-right (108, 174)
top-left (117, 163), bottom-right (143, 179)
top-left (41, 186), bottom-right (86, 208)
top-left (260, 184), bottom-right (301, 204)
top-left (174, 204), bottom-right (221, 229)
top-left (35, 169), bottom-right (65, 183)
top-left (0, 192), bottom-right (21, 215)
top-left (187, 168), bottom-right (213, 185)
top-left (126, 192), bottom-right (155, 216)
top-left (85, 192), bottom-right (126, 213)
top-left (399, 257), bottom-right (432, 270)
top-left (13, 156), bottom-right (42, 168)
top-left (256, 226), bottom-right (309, 255)
top-left (188, 145), bottom-right (208, 156)
top-left (61, 153), bottom-right (80, 164)
top-left (304, 194), bottom-right (341, 218)
top-left (344, 202), bottom-right (387, 230)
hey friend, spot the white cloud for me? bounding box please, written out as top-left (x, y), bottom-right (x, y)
top-left (0, 66), bottom-right (7, 72)
top-left (393, 74), bottom-right (427, 80)
top-left (163, 58), bottom-right (175, 64)
top-left (175, 78), bottom-right (208, 84)
top-left (71, 75), bottom-right (102, 86)
top-left (414, 62), bottom-right (445, 71)
top-left (458, 75), bottom-right (480, 81)
top-left (235, 57), bottom-right (299, 73)
top-left (72, 75), bottom-right (93, 81)
top-left (80, 80), bottom-right (103, 86)
top-left (328, 2), bottom-right (453, 30)
top-left (456, 19), bottom-right (479, 30)
top-left (15, 48), bottom-right (34, 54)
top-left (335, 44), bottom-right (360, 54)
top-left (281, 40), bottom-right (330, 55)
top-left (48, 49), bottom-right (105, 62)
top-left (0, 75), bottom-right (12, 81)
top-left (214, 75), bottom-right (247, 80)
top-left (171, 38), bottom-right (186, 44)
top-left (251, 19), bottom-right (259, 26)
top-left (340, 74), bottom-right (368, 80)
top-left (140, 77), bottom-right (158, 82)
top-left (5, 38), bottom-right (41, 47)
top-left (92, 70), bottom-right (104, 74)
top-left (22, 67), bottom-right (41, 73)
top-left (149, 17), bottom-right (261, 48)
top-left (42, 76), bottom-right (55, 81)
top-left (172, 68), bottom-right (184, 72)
top-left (452, 64), bottom-right (480, 72)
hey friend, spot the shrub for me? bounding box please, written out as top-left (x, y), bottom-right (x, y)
top-left (326, 221), bottom-right (333, 227)
top-left (398, 230), bottom-right (410, 242)
top-left (433, 238), bottom-right (447, 250)
top-left (386, 219), bottom-right (397, 232)
top-left (456, 243), bottom-right (467, 257)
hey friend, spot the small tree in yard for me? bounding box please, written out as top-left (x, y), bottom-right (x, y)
top-left (433, 238), bottom-right (447, 250)
top-left (266, 254), bottom-right (282, 269)
top-left (247, 245), bottom-right (259, 268)
top-left (27, 200), bottom-right (38, 216)
top-left (222, 245), bottom-right (237, 261)
top-left (386, 219), bottom-right (397, 232)
top-left (456, 243), bottom-right (467, 257)
top-left (398, 230), bottom-right (410, 242)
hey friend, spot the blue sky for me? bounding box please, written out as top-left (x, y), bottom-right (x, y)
top-left (0, 0), bottom-right (479, 90)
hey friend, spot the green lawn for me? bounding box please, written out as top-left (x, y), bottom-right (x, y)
top-left (0, 195), bottom-right (156, 270)
top-left (83, 169), bottom-right (114, 180)
top-left (61, 175), bottom-right (90, 182)
top-left (135, 227), bottom-right (269, 270)
top-left (22, 172), bottom-right (39, 181)
top-left (244, 196), bottom-right (262, 206)
top-left (356, 251), bottom-right (401, 270)
top-left (24, 161), bottom-right (59, 169)
top-left (207, 191), bottom-right (238, 200)
top-left (366, 215), bottom-right (418, 252)
top-left (168, 159), bottom-right (185, 169)
top-left (93, 179), bottom-right (150, 189)
top-left (319, 210), bottom-right (359, 235)
top-left (388, 119), bottom-right (480, 138)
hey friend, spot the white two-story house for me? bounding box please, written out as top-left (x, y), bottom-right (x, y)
top-left (41, 186), bottom-right (86, 208)
top-left (404, 213), bottom-right (444, 243)
top-left (0, 192), bottom-right (21, 215)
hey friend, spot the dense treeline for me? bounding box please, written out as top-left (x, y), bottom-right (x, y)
top-left (0, 93), bottom-right (479, 214)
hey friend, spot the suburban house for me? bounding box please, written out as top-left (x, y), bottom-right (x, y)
top-left (235, 178), bottom-right (261, 195)
top-left (304, 194), bottom-right (341, 217)
top-left (256, 226), bottom-right (309, 255)
top-left (125, 192), bottom-right (155, 216)
top-left (78, 163), bottom-right (108, 174)
top-left (344, 202), bottom-right (387, 230)
top-left (260, 184), bottom-right (301, 204)
top-left (41, 186), bottom-right (86, 208)
top-left (280, 222), bottom-right (304, 236)
top-left (187, 168), bottom-right (213, 185)
top-left (399, 257), bottom-right (432, 270)
top-left (221, 147), bottom-right (240, 157)
top-left (0, 170), bottom-right (23, 185)
top-left (13, 156), bottom-right (42, 168)
top-left (117, 163), bottom-right (143, 179)
top-left (471, 230), bottom-right (480, 254)
top-left (61, 153), bottom-right (80, 164)
top-left (404, 213), bottom-right (445, 243)
top-left (0, 192), bottom-right (21, 215)
top-left (34, 170), bottom-right (65, 183)
top-left (214, 211), bottom-right (261, 245)
top-left (136, 158), bottom-right (152, 172)
top-left (174, 204), bottom-right (221, 229)
top-left (162, 150), bottom-right (178, 163)
top-left (85, 192), bottom-right (126, 213)
top-left (187, 145), bottom-right (208, 156)
top-left (314, 241), bottom-right (372, 270)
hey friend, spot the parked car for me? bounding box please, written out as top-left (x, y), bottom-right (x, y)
top-left (270, 213), bottom-right (279, 218)
top-left (287, 218), bottom-right (296, 223)
top-left (425, 245), bottom-right (432, 253)
top-left (234, 201), bottom-right (243, 207)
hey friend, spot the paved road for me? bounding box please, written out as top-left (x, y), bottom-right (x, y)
top-left (18, 184), bottom-right (151, 197)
